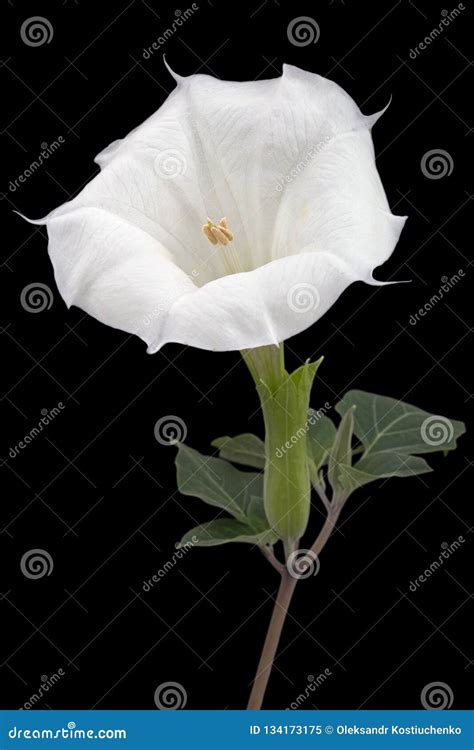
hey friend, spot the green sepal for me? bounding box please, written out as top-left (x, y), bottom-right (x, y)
top-left (327, 405), bottom-right (355, 495)
top-left (257, 357), bottom-right (323, 542)
top-left (306, 411), bottom-right (337, 486)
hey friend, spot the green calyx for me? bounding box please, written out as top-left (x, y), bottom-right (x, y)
top-left (245, 347), bottom-right (323, 544)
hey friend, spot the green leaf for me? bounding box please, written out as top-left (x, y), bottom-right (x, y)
top-left (336, 390), bottom-right (465, 456)
top-left (175, 445), bottom-right (277, 549)
top-left (175, 443), bottom-right (262, 522)
top-left (211, 433), bottom-right (265, 469)
top-left (306, 411), bottom-right (337, 482)
top-left (332, 391), bottom-right (465, 492)
top-left (328, 405), bottom-right (355, 494)
top-left (338, 452), bottom-right (432, 491)
top-left (245, 494), bottom-right (270, 530)
top-left (177, 518), bottom-right (277, 548)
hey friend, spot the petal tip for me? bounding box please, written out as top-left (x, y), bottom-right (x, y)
top-left (364, 95), bottom-right (392, 129)
top-left (13, 209), bottom-right (46, 226)
top-left (146, 340), bottom-right (163, 355)
top-left (163, 55), bottom-right (184, 84)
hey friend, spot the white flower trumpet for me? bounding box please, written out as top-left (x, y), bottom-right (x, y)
top-left (26, 63), bottom-right (405, 352)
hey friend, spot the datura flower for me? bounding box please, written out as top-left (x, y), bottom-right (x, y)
top-left (23, 63), bottom-right (466, 714)
top-left (29, 63), bottom-right (405, 352)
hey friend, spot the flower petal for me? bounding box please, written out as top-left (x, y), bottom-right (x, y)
top-left (150, 250), bottom-right (358, 352)
top-left (272, 127), bottom-right (406, 278)
top-left (46, 206), bottom-right (195, 347)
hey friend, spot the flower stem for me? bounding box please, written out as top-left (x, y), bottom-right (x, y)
top-left (247, 567), bottom-right (297, 710)
top-left (247, 506), bottom-right (343, 710)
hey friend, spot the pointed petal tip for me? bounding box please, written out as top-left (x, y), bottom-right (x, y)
top-left (13, 209), bottom-right (47, 226)
top-left (163, 55), bottom-right (185, 84)
top-left (147, 335), bottom-right (168, 354)
top-left (365, 95), bottom-right (392, 128)
top-left (366, 275), bottom-right (411, 287)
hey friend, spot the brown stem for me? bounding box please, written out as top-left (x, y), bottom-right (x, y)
top-left (310, 505), bottom-right (342, 558)
top-left (247, 568), bottom-right (297, 710)
top-left (260, 545), bottom-right (285, 574)
top-left (246, 506), bottom-right (343, 710)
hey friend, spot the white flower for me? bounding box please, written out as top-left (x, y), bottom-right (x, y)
top-left (28, 63), bottom-right (406, 352)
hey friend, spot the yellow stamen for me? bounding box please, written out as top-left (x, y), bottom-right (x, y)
top-left (202, 223), bottom-right (217, 245)
top-left (202, 217), bottom-right (234, 246)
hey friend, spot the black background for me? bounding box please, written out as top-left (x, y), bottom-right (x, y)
top-left (1, 0), bottom-right (472, 711)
